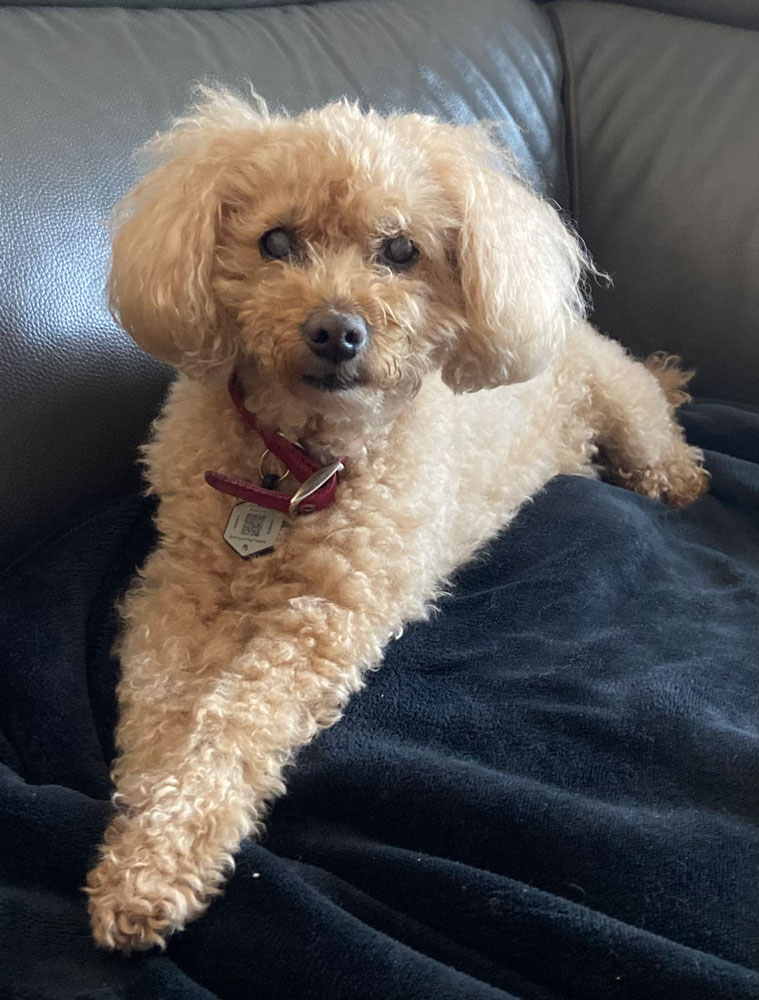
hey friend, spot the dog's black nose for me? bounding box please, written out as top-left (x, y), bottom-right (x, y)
top-left (301, 310), bottom-right (368, 364)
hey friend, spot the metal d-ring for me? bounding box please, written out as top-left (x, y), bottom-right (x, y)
top-left (257, 449), bottom-right (289, 485)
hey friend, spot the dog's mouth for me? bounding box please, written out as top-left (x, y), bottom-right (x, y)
top-left (301, 372), bottom-right (366, 393)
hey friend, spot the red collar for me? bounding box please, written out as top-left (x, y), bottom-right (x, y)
top-left (205, 374), bottom-right (344, 517)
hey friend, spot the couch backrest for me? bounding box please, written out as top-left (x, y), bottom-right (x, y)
top-left (549, 0), bottom-right (759, 406)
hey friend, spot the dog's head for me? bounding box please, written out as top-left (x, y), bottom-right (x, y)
top-left (110, 89), bottom-right (590, 431)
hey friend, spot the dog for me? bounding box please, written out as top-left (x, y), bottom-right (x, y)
top-left (85, 88), bottom-right (708, 952)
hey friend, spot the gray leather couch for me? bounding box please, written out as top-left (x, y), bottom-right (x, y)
top-left (1, 0), bottom-right (757, 569)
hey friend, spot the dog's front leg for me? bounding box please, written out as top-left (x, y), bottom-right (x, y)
top-left (86, 585), bottom-right (395, 953)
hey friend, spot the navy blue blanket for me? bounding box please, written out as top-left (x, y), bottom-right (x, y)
top-left (1, 402), bottom-right (757, 1000)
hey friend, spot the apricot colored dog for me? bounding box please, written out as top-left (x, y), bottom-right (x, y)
top-left (86, 90), bottom-right (707, 951)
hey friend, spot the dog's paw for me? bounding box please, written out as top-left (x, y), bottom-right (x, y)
top-left (85, 856), bottom-right (209, 954)
top-left (629, 460), bottom-right (709, 508)
top-left (612, 447), bottom-right (709, 509)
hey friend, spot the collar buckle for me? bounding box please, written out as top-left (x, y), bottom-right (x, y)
top-left (288, 460), bottom-right (345, 518)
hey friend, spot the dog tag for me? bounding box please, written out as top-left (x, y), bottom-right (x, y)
top-left (223, 502), bottom-right (285, 558)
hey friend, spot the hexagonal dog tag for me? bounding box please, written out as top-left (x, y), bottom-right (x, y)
top-left (223, 502), bottom-right (286, 558)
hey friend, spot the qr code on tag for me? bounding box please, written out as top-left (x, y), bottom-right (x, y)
top-left (224, 502), bottom-right (285, 558)
top-left (242, 510), bottom-right (266, 537)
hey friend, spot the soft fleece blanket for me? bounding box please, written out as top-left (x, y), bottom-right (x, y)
top-left (0, 401), bottom-right (756, 1000)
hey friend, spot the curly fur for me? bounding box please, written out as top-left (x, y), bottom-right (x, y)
top-left (85, 89), bottom-right (708, 952)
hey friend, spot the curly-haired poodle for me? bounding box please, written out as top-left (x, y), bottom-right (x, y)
top-left (85, 89), bottom-right (708, 952)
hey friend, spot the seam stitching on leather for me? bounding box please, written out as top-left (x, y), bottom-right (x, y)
top-left (544, 4), bottom-right (581, 230)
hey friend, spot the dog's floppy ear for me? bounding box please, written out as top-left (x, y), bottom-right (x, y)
top-left (432, 123), bottom-right (590, 392)
top-left (108, 88), bottom-right (265, 377)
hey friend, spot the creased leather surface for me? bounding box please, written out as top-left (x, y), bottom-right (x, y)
top-left (6, 0), bottom-right (758, 28)
top-left (540, 0), bottom-right (759, 31)
top-left (0, 0), bottom-right (566, 567)
top-left (550, 1), bottom-right (759, 404)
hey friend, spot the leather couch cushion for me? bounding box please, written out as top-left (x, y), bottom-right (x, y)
top-left (541, 0), bottom-right (759, 31)
top-left (15, 0), bottom-right (759, 28)
top-left (0, 0), bottom-right (566, 567)
top-left (549, 1), bottom-right (759, 404)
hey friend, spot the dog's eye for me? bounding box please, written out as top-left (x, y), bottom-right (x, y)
top-left (379, 235), bottom-right (419, 271)
top-left (260, 228), bottom-right (297, 261)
